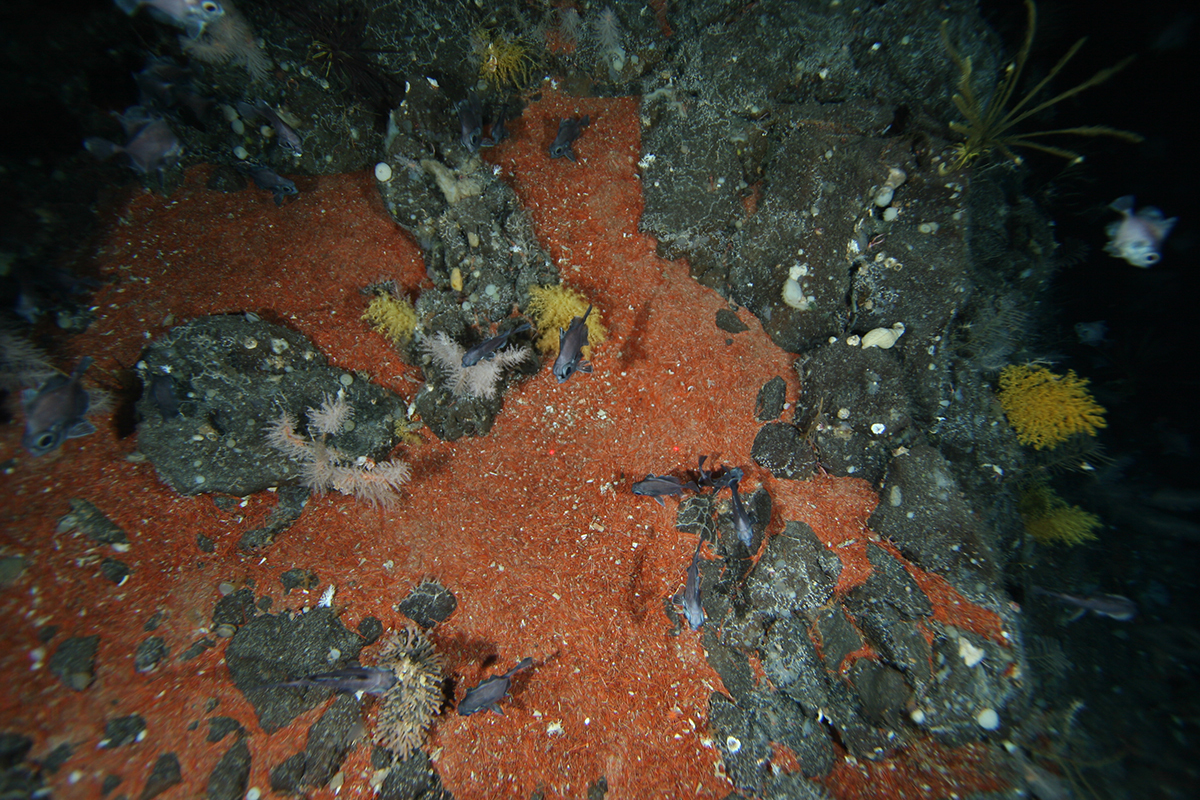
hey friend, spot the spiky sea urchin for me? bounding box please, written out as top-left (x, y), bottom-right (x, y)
top-left (375, 627), bottom-right (445, 759)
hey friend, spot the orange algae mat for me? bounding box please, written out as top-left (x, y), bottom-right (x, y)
top-left (0, 88), bottom-right (1002, 799)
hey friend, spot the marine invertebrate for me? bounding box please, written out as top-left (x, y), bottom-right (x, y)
top-left (363, 291), bottom-right (418, 345)
top-left (374, 627), bottom-right (444, 759)
top-left (1018, 483), bottom-right (1101, 546)
top-left (284, 0), bottom-right (405, 112)
top-left (997, 364), bottom-right (1106, 450)
top-left (265, 392), bottom-right (411, 508)
top-left (474, 29), bottom-right (535, 88)
top-left (940, 0), bottom-right (1140, 169)
top-left (417, 331), bottom-right (532, 400)
top-left (527, 284), bottom-right (606, 357)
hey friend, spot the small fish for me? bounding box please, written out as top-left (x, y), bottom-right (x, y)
top-left (462, 322), bottom-right (530, 368)
top-left (456, 93), bottom-right (484, 153)
top-left (1074, 320), bottom-right (1108, 347)
top-left (273, 666), bottom-right (397, 695)
top-left (238, 164), bottom-right (298, 206)
top-left (552, 304), bottom-right (593, 383)
top-left (85, 117), bottom-right (182, 175)
top-left (483, 103), bottom-right (511, 146)
top-left (632, 474), bottom-right (699, 506)
top-left (728, 480), bottom-right (755, 547)
top-left (236, 100), bottom-right (303, 156)
top-left (548, 115), bottom-right (589, 161)
top-left (1032, 586), bottom-right (1138, 622)
top-left (682, 539), bottom-right (704, 630)
top-left (147, 374), bottom-right (182, 420)
top-left (457, 657), bottom-right (534, 716)
top-left (22, 357), bottom-right (95, 456)
top-left (1104, 195), bottom-right (1176, 267)
top-left (114, 0), bottom-right (225, 39)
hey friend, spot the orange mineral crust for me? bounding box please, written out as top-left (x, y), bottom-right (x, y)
top-left (0, 87), bottom-right (1004, 799)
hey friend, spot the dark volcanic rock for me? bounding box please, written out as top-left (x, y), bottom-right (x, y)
top-left (49, 635), bottom-right (99, 691)
top-left (744, 521), bottom-right (841, 619)
top-left (135, 314), bottom-right (404, 497)
top-left (225, 608), bottom-right (365, 733)
top-left (206, 737), bottom-right (251, 800)
top-left (138, 752), bottom-right (181, 800)
top-left (398, 580), bottom-right (458, 628)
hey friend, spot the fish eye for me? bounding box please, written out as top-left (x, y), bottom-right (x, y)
top-left (202, 1), bottom-right (219, 11)
top-left (35, 433), bottom-right (55, 449)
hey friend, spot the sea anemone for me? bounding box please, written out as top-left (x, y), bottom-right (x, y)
top-left (375, 627), bottom-right (445, 759)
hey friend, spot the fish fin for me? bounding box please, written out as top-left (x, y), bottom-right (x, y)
top-left (20, 388), bottom-right (38, 408)
top-left (1158, 216), bottom-right (1178, 237)
top-left (654, 496), bottom-right (665, 507)
top-left (1109, 195), bottom-right (1135, 214)
top-left (84, 137), bottom-right (121, 161)
top-left (490, 703), bottom-right (505, 715)
top-left (114, 0), bottom-right (141, 15)
top-left (1063, 608), bottom-right (1086, 624)
top-left (578, 360), bottom-right (592, 374)
top-left (1137, 206), bottom-right (1166, 222)
top-left (183, 16), bottom-right (207, 40)
top-left (66, 420), bottom-right (96, 440)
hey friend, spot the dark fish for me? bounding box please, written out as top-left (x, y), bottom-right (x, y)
top-left (483, 103), bottom-right (511, 146)
top-left (115, 0), bottom-right (225, 39)
top-left (236, 100), bottom-right (303, 156)
top-left (456, 93), bottom-right (484, 153)
top-left (457, 657), bottom-right (534, 716)
top-left (711, 466), bottom-right (744, 491)
top-left (85, 117), bottom-right (182, 175)
top-left (683, 539), bottom-right (704, 630)
top-left (551, 304), bottom-right (593, 383)
top-left (22, 357), bottom-right (95, 456)
top-left (273, 666), bottom-right (397, 695)
top-left (729, 480), bottom-right (755, 547)
top-left (1032, 587), bottom-right (1138, 622)
top-left (148, 374), bottom-right (181, 420)
top-left (632, 474), bottom-right (699, 506)
top-left (462, 322), bottom-right (530, 368)
top-left (548, 115), bottom-right (589, 161)
top-left (238, 164), bottom-right (298, 206)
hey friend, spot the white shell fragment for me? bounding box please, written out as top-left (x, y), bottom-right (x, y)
top-left (874, 167), bottom-right (907, 207)
top-left (374, 162), bottom-right (393, 182)
top-left (958, 637), bottom-right (986, 667)
top-left (861, 323), bottom-right (905, 349)
top-left (318, 584), bottom-right (335, 607)
top-left (976, 708), bottom-right (1000, 730)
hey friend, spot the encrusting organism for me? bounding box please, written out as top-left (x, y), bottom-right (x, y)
top-left (374, 627), bottom-right (445, 759)
top-left (940, 0), bottom-right (1141, 170)
top-left (1019, 483), bottom-right (1101, 547)
top-left (417, 331), bottom-right (532, 400)
top-left (997, 364), bottom-right (1106, 450)
top-left (265, 391), bottom-right (410, 508)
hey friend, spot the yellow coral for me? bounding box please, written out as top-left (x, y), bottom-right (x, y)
top-left (998, 364), bottom-right (1106, 450)
top-left (1018, 483), bottom-right (1101, 547)
top-left (475, 30), bottom-right (534, 88)
top-left (527, 284), bottom-right (606, 357)
top-left (363, 292), bottom-right (418, 345)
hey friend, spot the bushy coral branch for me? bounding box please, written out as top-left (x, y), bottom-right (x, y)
top-left (418, 331), bottom-right (531, 400)
top-left (264, 393), bottom-right (409, 508)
